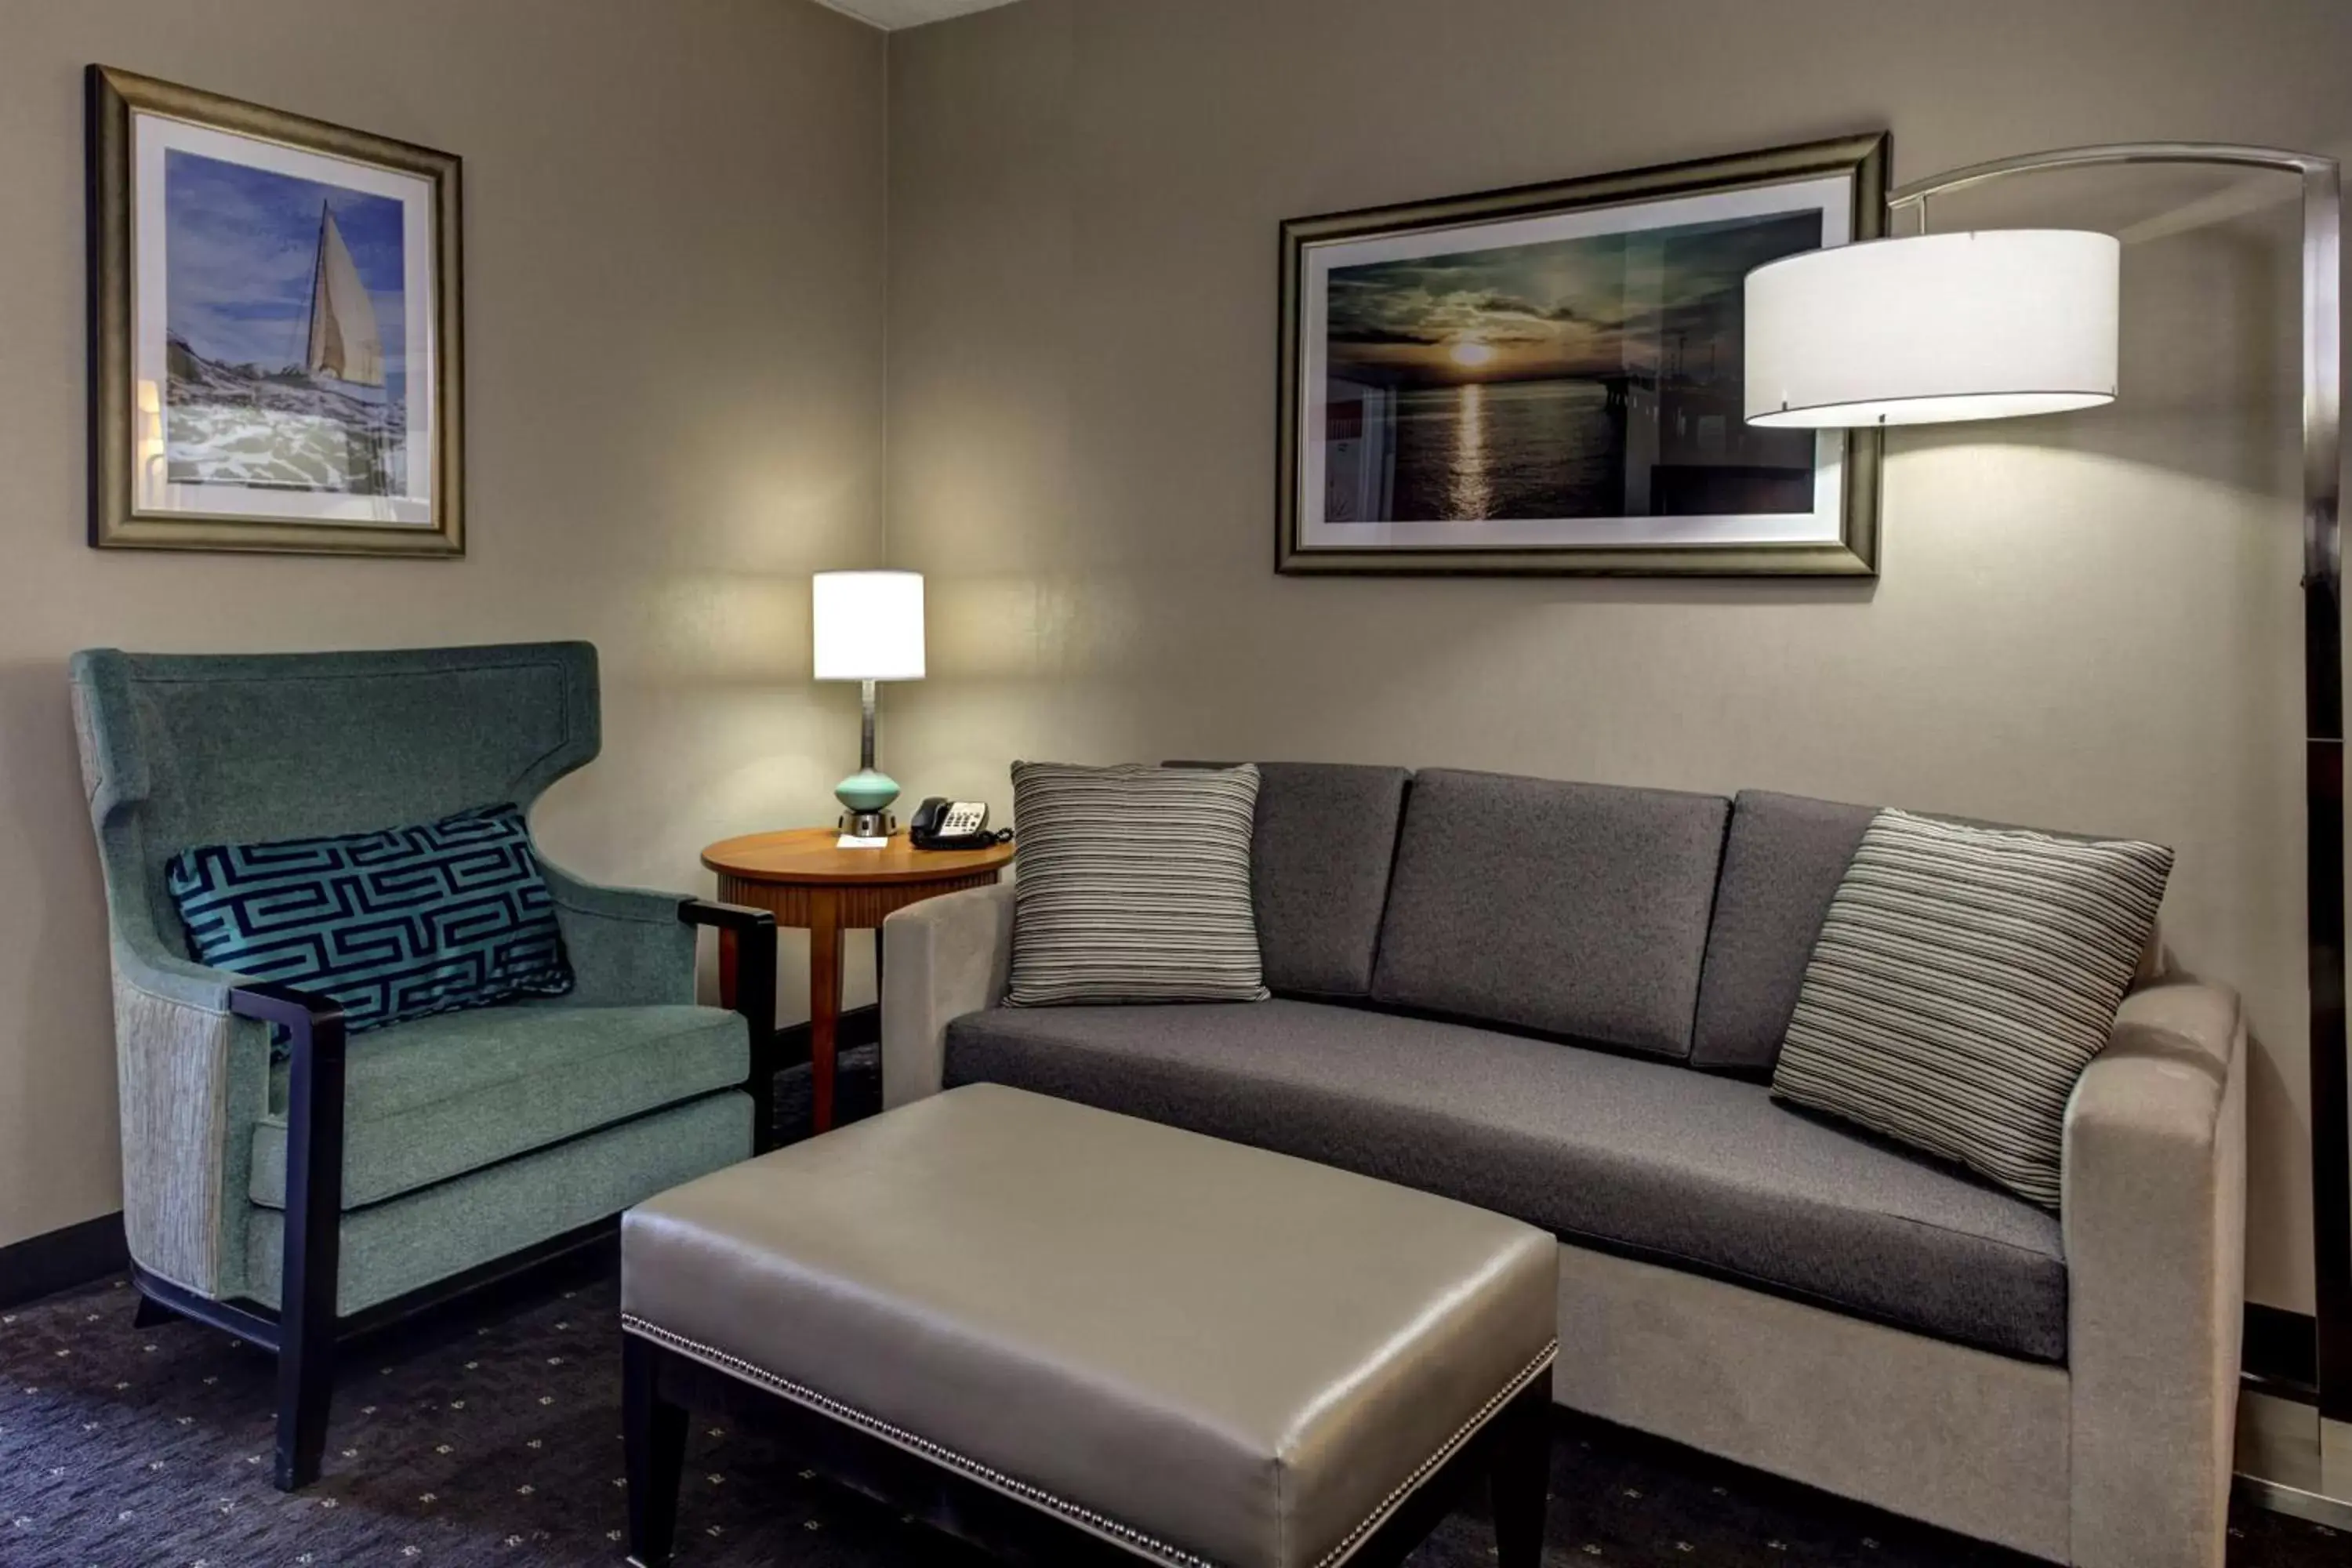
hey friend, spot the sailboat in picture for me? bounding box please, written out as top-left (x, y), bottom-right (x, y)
top-left (295, 200), bottom-right (397, 495)
top-left (161, 195), bottom-right (405, 499)
top-left (303, 201), bottom-right (385, 389)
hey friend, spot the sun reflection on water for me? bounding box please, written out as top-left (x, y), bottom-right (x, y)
top-left (1445, 383), bottom-right (1492, 520)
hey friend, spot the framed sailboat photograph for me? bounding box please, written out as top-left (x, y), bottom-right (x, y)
top-left (87, 67), bottom-right (463, 555)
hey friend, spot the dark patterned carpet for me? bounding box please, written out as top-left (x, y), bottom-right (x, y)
top-left (5, 1266), bottom-right (2345, 1568)
top-left (1, 1051), bottom-right (2342, 1566)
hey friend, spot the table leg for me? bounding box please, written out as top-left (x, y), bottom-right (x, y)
top-left (810, 888), bottom-right (842, 1134)
top-left (717, 927), bottom-right (739, 1011)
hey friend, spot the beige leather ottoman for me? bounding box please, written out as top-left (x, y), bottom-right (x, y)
top-left (619, 1082), bottom-right (1559, 1568)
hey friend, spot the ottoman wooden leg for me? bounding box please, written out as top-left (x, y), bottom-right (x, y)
top-left (624, 1335), bottom-right (688, 1567)
top-left (1489, 1383), bottom-right (1552, 1567)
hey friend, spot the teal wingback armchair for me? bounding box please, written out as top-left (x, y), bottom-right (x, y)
top-left (67, 641), bottom-right (778, 1490)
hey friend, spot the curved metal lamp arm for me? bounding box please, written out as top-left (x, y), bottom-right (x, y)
top-left (1887, 143), bottom-right (2339, 567)
top-left (1889, 140), bottom-right (2348, 1428)
top-left (1891, 141), bottom-right (2338, 210)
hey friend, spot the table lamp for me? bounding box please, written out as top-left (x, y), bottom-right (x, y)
top-left (1742, 141), bottom-right (2347, 1519)
top-left (812, 569), bottom-right (924, 839)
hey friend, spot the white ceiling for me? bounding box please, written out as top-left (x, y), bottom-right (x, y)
top-left (813, 0), bottom-right (1021, 29)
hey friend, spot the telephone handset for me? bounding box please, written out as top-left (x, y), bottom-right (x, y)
top-left (909, 797), bottom-right (1010, 851)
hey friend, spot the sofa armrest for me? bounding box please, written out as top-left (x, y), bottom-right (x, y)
top-left (881, 882), bottom-right (1014, 1109)
top-left (2062, 978), bottom-right (2245, 1568)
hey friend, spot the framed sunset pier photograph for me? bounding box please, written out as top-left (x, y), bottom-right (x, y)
top-left (1276, 134), bottom-right (1886, 575)
top-left (87, 66), bottom-right (463, 555)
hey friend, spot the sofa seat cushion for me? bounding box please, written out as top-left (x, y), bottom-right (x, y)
top-left (250, 1004), bottom-right (748, 1210)
top-left (944, 1000), bottom-right (2067, 1362)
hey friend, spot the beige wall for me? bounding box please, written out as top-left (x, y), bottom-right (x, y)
top-left (0, 0), bottom-right (887, 1251)
top-left (9, 0), bottom-right (2343, 1317)
top-left (884, 0), bottom-right (2352, 1312)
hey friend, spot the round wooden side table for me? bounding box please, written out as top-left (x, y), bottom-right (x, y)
top-left (701, 829), bottom-right (1016, 1134)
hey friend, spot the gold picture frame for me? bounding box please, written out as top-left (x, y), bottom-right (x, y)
top-left (86, 66), bottom-right (464, 557)
top-left (1276, 132), bottom-right (1888, 577)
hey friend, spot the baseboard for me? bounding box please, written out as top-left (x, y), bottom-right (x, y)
top-left (2245, 1303), bottom-right (2320, 1403)
top-left (0, 1210), bottom-right (129, 1309)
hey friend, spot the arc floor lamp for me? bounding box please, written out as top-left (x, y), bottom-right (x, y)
top-left (1742, 142), bottom-right (2346, 1522)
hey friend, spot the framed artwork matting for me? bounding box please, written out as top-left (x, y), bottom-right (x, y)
top-left (87, 65), bottom-right (464, 557)
top-left (1277, 132), bottom-right (1889, 576)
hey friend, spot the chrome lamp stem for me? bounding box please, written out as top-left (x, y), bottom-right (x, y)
top-left (1896, 141), bottom-right (2345, 1522)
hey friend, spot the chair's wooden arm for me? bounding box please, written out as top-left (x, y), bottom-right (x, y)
top-left (678, 900), bottom-right (781, 1154)
top-left (228, 982), bottom-right (346, 1490)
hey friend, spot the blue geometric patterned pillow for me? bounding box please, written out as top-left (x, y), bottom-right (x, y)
top-left (166, 803), bottom-right (574, 1037)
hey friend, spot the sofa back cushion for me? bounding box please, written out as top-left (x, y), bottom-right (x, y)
top-left (1250, 761), bottom-right (1412, 998)
top-left (1166, 759), bottom-right (1412, 999)
top-left (1369, 769), bottom-right (1730, 1058)
top-left (1690, 790), bottom-right (1875, 1076)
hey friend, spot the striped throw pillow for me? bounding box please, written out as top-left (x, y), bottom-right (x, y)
top-left (1771, 808), bottom-right (2172, 1209)
top-left (1006, 762), bottom-right (1270, 1007)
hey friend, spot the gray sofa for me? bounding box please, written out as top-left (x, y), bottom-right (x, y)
top-left (881, 764), bottom-right (2245, 1568)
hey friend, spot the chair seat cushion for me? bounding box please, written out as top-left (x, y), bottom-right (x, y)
top-left (944, 999), bottom-right (2067, 1362)
top-left (252, 1092), bottom-right (752, 1315)
top-left (250, 1004), bottom-right (747, 1210)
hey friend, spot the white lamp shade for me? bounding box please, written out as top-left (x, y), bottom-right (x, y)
top-left (1744, 230), bottom-right (2121, 428)
top-left (811, 570), bottom-right (925, 681)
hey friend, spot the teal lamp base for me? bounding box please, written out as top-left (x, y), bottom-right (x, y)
top-left (836, 767), bottom-right (900, 813)
top-left (836, 768), bottom-right (900, 839)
